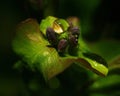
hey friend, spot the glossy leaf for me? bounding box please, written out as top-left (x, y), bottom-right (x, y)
top-left (73, 35), bottom-right (108, 76)
top-left (54, 19), bottom-right (69, 32)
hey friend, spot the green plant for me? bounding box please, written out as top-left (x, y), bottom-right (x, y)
top-left (12, 16), bottom-right (108, 81)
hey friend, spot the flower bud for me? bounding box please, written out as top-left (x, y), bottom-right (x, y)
top-left (57, 39), bottom-right (68, 52)
top-left (69, 35), bottom-right (78, 47)
top-left (70, 26), bottom-right (80, 36)
top-left (46, 27), bottom-right (57, 46)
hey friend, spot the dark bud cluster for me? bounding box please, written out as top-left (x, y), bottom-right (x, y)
top-left (69, 35), bottom-right (78, 47)
top-left (46, 27), bottom-right (57, 46)
top-left (46, 24), bottom-right (80, 54)
top-left (69, 26), bottom-right (80, 36)
top-left (68, 26), bottom-right (80, 47)
top-left (57, 39), bottom-right (68, 52)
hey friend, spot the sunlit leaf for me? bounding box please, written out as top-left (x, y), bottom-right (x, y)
top-left (75, 35), bottom-right (108, 76)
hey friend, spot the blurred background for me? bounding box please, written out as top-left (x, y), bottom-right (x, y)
top-left (0, 0), bottom-right (120, 96)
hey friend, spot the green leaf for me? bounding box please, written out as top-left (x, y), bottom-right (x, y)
top-left (90, 75), bottom-right (120, 89)
top-left (39, 16), bottom-right (57, 35)
top-left (79, 56), bottom-right (108, 76)
top-left (55, 19), bottom-right (69, 31)
top-left (75, 37), bottom-right (108, 76)
top-left (87, 40), bottom-right (120, 62)
top-left (13, 16), bottom-right (108, 81)
top-left (13, 19), bottom-right (48, 70)
top-left (89, 75), bottom-right (120, 95)
top-left (12, 19), bottom-right (76, 80)
top-left (108, 55), bottom-right (120, 75)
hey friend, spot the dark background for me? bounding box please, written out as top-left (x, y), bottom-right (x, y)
top-left (0, 0), bottom-right (120, 96)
